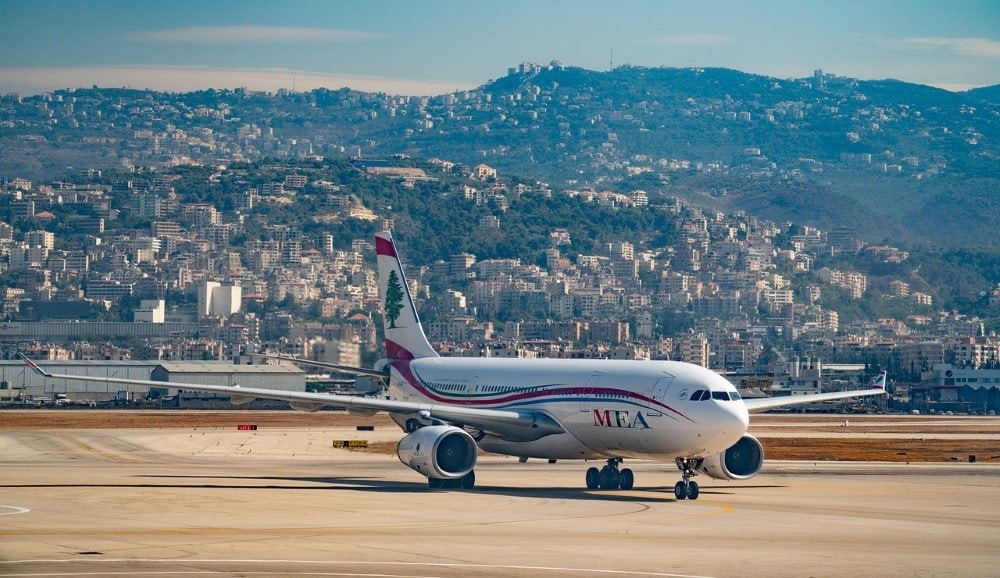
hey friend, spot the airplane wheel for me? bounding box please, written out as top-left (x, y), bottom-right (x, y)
top-left (600, 468), bottom-right (620, 489)
top-left (460, 471), bottom-right (476, 490)
top-left (585, 467), bottom-right (600, 489)
top-left (620, 468), bottom-right (634, 490)
top-left (686, 481), bottom-right (700, 500)
top-left (674, 481), bottom-right (687, 500)
top-left (428, 477), bottom-right (442, 489)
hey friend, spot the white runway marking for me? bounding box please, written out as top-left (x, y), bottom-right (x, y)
top-left (0, 558), bottom-right (720, 578)
top-left (0, 505), bottom-right (30, 516)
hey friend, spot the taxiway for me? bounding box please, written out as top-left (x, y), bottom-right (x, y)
top-left (1, 423), bottom-right (998, 577)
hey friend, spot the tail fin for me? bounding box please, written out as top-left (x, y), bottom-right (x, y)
top-left (375, 232), bottom-right (438, 359)
top-left (873, 371), bottom-right (887, 390)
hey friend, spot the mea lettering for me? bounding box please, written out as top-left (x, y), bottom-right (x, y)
top-left (593, 409), bottom-right (650, 429)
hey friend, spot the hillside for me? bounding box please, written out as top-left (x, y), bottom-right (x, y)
top-left (0, 64), bottom-right (997, 247)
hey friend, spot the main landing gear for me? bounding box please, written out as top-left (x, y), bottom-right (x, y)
top-left (585, 458), bottom-right (634, 490)
top-left (674, 457), bottom-right (703, 500)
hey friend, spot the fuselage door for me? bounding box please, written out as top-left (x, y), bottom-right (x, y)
top-left (646, 374), bottom-right (675, 416)
top-left (580, 371), bottom-right (604, 412)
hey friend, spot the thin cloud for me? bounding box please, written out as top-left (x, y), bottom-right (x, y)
top-left (125, 26), bottom-right (383, 44)
top-left (884, 37), bottom-right (1000, 58)
top-left (647, 34), bottom-right (732, 46)
top-left (0, 66), bottom-right (476, 97)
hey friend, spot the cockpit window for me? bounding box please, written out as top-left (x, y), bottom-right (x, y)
top-left (691, 389), bottom-right (739, 401)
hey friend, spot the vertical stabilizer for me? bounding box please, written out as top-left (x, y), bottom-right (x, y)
top-left (375, 232), bottom-right (438, 359)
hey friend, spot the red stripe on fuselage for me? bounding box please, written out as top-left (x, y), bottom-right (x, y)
top-left (384, 341), bottom-right (693, 422)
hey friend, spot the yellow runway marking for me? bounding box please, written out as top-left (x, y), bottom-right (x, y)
top-left (640, 503), bottom-right (734, 523)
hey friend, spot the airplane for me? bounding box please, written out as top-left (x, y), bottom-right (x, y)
top-left (22, 231), bottom-right (888, 499)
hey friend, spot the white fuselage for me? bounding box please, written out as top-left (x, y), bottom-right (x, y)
top-left (387, 357), bottom-right (750, 461)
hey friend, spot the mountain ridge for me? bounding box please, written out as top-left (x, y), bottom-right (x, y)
top-left (0, 64), bottom-right (996, 248)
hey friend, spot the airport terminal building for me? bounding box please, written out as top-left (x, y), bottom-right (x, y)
top-left (913, 363), bottom-right (1000, 413)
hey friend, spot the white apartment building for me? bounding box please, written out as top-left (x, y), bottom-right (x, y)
top-left (134, 299), bottom-right (165, 323)
top-left (24, 230), bottom-right (55, 249)
top-left (198, 282), bottom-right (242, 317)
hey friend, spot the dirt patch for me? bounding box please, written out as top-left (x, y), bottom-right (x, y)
top-left (0, 410), bottom-right (396, 429)
top-left (759, 438), bottom-right (1000, 462)
top-left (3, 410), bottom-right (998, 462)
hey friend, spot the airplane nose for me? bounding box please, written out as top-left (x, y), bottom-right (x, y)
top-left (715, 401), bottom-right (749, 447)
top-left (700, 400), bottom-right (750, 455)
top-left (733, 402), bottom-right (750, 432)
top-left (733, 403), bottom-right (750, 433)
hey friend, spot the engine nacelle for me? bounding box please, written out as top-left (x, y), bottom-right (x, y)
top-left (698, 434), bottom-right (764, 480)
top-left (396, 425), bottom-right (478, 480)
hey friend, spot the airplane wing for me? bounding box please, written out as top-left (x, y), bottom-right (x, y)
top-left (21, 356), bottom-right (564, 441)
top-left (742, 372), bottom-right (888, 413)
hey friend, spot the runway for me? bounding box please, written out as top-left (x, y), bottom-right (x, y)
top-left (1, 424), bottom-right (998, 577)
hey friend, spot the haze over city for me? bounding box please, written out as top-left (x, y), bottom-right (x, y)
top-left (2, 3), bottom-right (1000, 575)
top-left (1, 0), bottom-right (997, 95)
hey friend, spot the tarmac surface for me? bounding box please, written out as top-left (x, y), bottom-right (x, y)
top-left (1, 417), bottom-right (999, 577)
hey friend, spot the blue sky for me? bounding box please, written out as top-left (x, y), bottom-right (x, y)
top-left (1, 0), bottom-right (997, 95)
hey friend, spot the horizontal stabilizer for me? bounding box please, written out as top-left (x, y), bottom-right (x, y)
top-left (260, 354), bottom-right (388, 378)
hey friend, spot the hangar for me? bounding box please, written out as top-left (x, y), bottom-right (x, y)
top-left (0, 360), bottom-right (305, 405)
top-left (149, 362), bottom-right (306, 409)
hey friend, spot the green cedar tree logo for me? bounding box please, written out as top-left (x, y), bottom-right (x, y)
top-left (384, 269), bottom-right (404, 328)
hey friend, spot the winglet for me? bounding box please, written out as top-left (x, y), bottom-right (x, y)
top-left (873, 371), bottom-right (887, 390)
top-left (19, 353), bottom-right (51, 377)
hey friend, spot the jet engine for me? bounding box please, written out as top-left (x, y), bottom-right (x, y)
top-left (698, 434), bottom-right (764, 480)
top-left (396, 424), bottom-right (478, 480)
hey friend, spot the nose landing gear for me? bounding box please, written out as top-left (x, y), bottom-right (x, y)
top-left (585, 458), bottom-right (634, 490)
top-left (674, 457), bottom-right (703, 500)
